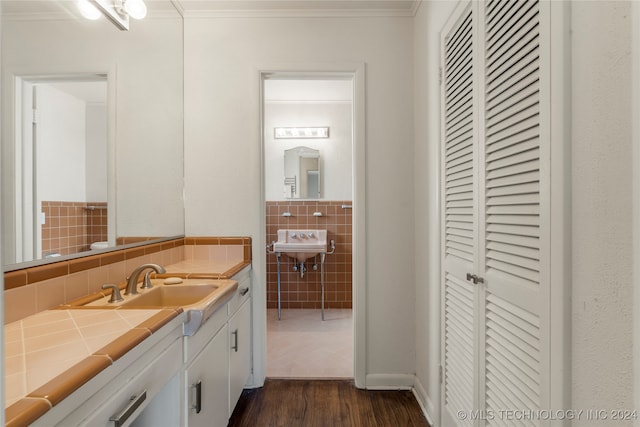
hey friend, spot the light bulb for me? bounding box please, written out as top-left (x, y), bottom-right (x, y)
top-left (77, 0), bottom-right (102, 20)
top-left (124, 0), bottom-right (147, 19)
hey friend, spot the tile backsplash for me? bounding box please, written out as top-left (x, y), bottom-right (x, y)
top-left (41, 201), bottom-right (108, 257)
top-left (3, 237), bottom-right (252, 324)
top-left (266, 200), bottom-right (352, 309)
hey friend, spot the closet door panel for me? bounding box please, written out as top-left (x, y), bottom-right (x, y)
top-left (441, 0), bottom-right (559, 424)
top-left (440, 2), bottom-right (477, 425)
top-left (481, 0), bottom-right (549, 422)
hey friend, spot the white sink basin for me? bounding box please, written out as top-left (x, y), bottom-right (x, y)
top-left (273, 229), bottom-right (327, 262)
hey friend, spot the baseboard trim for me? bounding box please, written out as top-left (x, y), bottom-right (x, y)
top-left (365, 373), bottom-right (415, 390)
top-left (413, 376), bottom-right (437, 427)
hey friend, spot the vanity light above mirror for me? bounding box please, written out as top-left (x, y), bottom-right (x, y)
top-left (79, 0), bottom-right (148, 30)
top-left (274, 127), bottom-right (329, 139)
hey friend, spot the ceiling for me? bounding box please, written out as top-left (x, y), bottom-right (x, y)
top-left (0, 0), bottom-right (420, 19)
top-left (173, 0), bottom-right (420, 17)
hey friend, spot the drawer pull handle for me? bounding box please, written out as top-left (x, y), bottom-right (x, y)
top-left (109, 390), bottom-right (147, 427)
top-left (193, 380), bottom-right (202, 414)
top-left (232, 329), bottom-right (239, 352)
top-left (240, 287), bottom-right (249, 296)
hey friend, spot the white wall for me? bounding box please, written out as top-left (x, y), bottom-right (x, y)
top-left (37, 85), bottom-right (87, 202)
top-left (264, 101), bottom-right (352, 201)
top-left (413, 1), bottom-right (456, 424)
top-left (183, 16), bottom-right (415, 385)
top-left (633, 0), bottom-right (640, 420)
top-left (37, 91), bottom-right (107, 204)
top-left (85, 103), bottom-right (107, 202)
top-left (571, 1), bottom-right (634, 416)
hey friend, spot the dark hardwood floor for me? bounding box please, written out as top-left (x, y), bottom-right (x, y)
top-left (228, 379), bottom-right (431, 427)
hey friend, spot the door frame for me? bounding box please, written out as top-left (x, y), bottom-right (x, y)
top-left (256, 62), bottom-right (366, 387)
top-left (632, 0), bottom-right (640, 417)
top-left (3, 69), bottom-right (116, 264)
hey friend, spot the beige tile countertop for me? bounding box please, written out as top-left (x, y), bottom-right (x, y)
top-left (5, 308), bottom-right (183, 426)
top-left (4, 260), bottom-right (251, 426)
top-left (162, 260), bottom-right (249, 278)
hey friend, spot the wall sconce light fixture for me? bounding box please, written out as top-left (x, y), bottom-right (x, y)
top-left (78, 0), bottom-right (147, 30)
top-left (274, 127), bottom-right (330, 139)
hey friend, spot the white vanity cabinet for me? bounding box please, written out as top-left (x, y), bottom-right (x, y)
top-left (228, 298), bottom-right (251, 416)
top-left (31, 315), bottom-right (185, 427)
top-left (182, 265), bottom-right (252, 425)
top-left (185, 322), bottom-right (229, 427)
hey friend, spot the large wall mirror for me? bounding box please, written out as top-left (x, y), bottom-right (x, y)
top-left (1, 1), bottom-right (185, 268)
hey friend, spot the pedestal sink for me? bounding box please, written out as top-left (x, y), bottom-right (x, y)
top-left (272, 229), bottom-right (327, 262)
top-left (270, 229), bottom-right (333, 321)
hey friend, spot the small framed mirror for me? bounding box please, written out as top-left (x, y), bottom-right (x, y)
top-left (284, 146), bottom-right (320, 199)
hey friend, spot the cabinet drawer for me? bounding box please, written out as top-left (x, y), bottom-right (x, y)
top-left (52, 337), bottom-right (182, 427)
top-left (228, 267), bottom-right (251, 317)
top-left (184, 304), bottom-right (227, 364)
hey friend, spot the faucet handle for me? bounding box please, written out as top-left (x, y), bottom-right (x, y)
top-left (102, 284), bottom-right (124, 303)
top-left (140, 271), bottom-right (154, 290)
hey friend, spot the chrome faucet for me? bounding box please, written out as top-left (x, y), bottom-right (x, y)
top-left (125, 263), bottom-right (166, 295)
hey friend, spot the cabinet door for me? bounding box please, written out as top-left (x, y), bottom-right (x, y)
top-left (186, 324), bottom-right (229, 427)
top-left (229, 299), bottom-right (251, 417)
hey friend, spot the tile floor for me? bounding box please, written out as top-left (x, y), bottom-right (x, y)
top-left (267, 308), bottom-right (353, 378)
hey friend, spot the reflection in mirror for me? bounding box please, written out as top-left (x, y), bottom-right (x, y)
top-left (284, 146), bottom-right (320, 199)
top-left (2, 1), bottom-right (185, 269)
top-left (12, 75), bottom-right (108, 263)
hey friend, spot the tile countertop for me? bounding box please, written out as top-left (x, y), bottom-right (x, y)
top-left (5, 309), bottom-right (183, 409)
top-left (162, 259), bottom-right (249, 278)
top-left (4, 260), bottom-right (251, 424)
top-left (4, 308), bottom-right (184, 426)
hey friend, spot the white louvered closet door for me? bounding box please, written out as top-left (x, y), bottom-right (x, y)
top-left (480, 0), bottom-right (550, 424)
top-left (441, 0), bottom-right (552, 425)
top-left (440, 2), bottom-right (478, 426)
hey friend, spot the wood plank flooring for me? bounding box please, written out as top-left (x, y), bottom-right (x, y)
top-left (228, 379), bottom-right (431, 427)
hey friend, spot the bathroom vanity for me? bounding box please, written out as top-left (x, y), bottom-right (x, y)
top-left (5, 263), bottom-right (252, 427)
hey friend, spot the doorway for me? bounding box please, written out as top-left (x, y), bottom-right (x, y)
top-left (12, 75), bottom-right (108, 263)
top-left (262, 74), bottom-right (354, 379)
